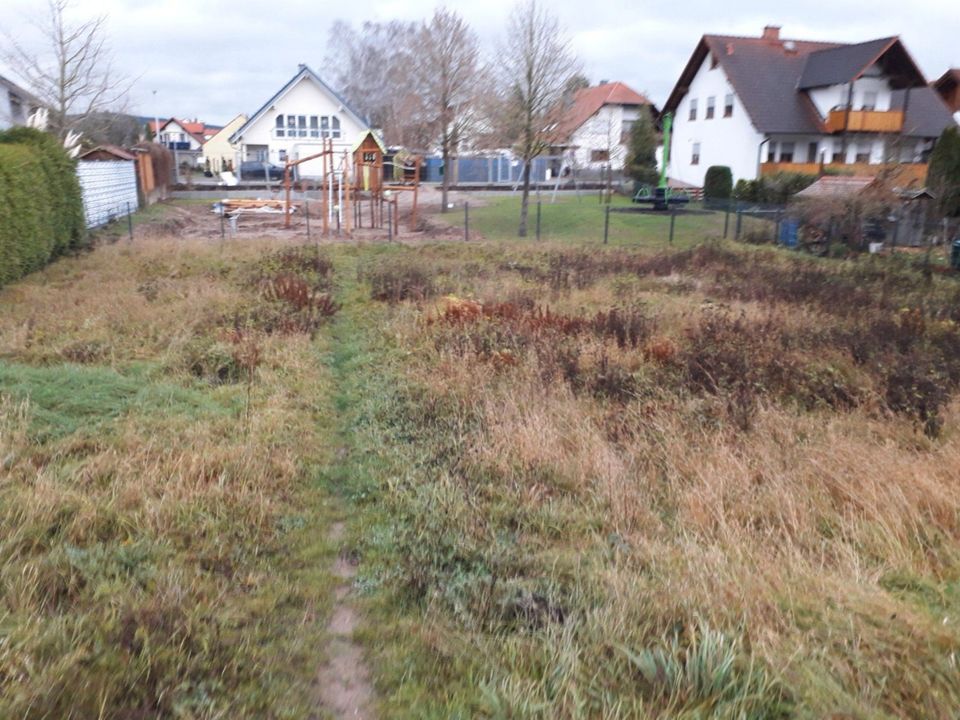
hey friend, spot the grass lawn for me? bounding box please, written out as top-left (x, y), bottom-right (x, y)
top-left (457, 193), bottom-right (734, 248)
top-left (3, 201), bottom-right (960, 717)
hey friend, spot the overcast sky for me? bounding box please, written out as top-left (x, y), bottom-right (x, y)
top-left (3, 0), bottom-right (958, 126)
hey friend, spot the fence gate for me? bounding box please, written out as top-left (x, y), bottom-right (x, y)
top-left (76, 160), bottom-right (139, 229)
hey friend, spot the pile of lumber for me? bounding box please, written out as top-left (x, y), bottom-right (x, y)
top-left (216, 198), bottom-right (298, 215)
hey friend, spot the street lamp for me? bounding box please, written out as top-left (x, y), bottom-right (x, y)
top-left (152, 90), bottom-right (160, 145)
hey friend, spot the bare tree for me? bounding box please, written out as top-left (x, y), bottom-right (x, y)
top-left (324, 20), bottom-right (430, 149)
top-left (2, 0), bottom-right (130, 140)
top-left (418, 8), bottom-right (483, 213)
top-left (496, 0), bottom-right (579, 236)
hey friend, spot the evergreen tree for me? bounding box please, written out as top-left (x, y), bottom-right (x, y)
top-left (626, 111), bottom-right (658, 185)
top-left (927, 126), bottom-right (960, 217)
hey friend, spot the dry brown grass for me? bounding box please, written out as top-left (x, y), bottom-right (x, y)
top-left (0, 233), bottom-right (342, 717)
top-left (358, 241), bottom-right (960, 718)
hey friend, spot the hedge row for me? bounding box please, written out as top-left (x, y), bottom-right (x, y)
top-left (0, 127), bottom-right (85, 287)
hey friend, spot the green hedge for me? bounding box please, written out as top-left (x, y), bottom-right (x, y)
top-left (0, 127), bottom-right (85, 287)
top-left (703, 166), bottom-right (733, 200)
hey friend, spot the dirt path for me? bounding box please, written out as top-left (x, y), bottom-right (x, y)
top-left (314, 520), bottom-right (375, 719)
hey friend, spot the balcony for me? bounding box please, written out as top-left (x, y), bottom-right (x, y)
top-left (824, 109), bottom-right (904, 133)
top-left (760, 162), bottom-right (927, 185)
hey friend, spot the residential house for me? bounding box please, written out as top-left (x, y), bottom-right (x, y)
top-left (201, 113), bottom-right (247, 174)
top-left (149, 118), bottom-right (221, 166)
top-left (229, 64), bottom-right (374, 178)
top-left (0, 74), bottom-right (41, 130)
top-left (552, 82), bottom-right (657, 173)
top-left (933, 69), bottom-right (960, 125)
top-left (662, 27), bottom-right (955, 187)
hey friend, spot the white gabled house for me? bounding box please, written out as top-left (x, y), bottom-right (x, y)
top-left (551, 82), bottom-right (657, 172)
top-left (229, 64), bottom-right (375, 178)
top-left (663, 26), bottom-right (956, 187)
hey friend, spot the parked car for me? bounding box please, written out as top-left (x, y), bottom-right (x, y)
top-left (239, 161), bottom-right (285, 180)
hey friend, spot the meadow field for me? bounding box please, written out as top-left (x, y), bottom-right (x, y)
top-left (2, 199), bottom-right (960, 718)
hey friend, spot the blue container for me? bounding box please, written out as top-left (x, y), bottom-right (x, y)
top-left (779, 218), bottom-right (799, 248)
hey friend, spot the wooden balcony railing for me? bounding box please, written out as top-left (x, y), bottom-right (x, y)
top-left (760, 162), bottom-right (928, 185)
top-left (825, 109), bottom-right (904, 133)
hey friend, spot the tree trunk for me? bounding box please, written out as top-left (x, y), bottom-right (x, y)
top-left (441, 142), bottom-right (450, 214)
top-left (518, 159), bottom-right (531, 237)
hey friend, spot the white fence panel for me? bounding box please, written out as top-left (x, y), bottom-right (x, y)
top-left (76, 160), bottom-right (139, 229)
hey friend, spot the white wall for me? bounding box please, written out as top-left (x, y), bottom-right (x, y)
top-left (76, 161), bottom-right (139, 229)
top-left (808, 65), bottom-right (893, 117)
top-left (569, 104), bottom-right (643, 170)
top-left (237, 75), bottom-right (368, 177)
top-left (0, 86), bottom-right (28, 130)
top-left (667, 55), bottom-right (764, 186)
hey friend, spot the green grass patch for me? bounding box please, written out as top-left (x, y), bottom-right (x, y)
top-left (0, 361), bottom-right (230, 441)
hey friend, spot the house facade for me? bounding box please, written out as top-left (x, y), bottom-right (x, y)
top-left (229, 65), bottom-right (373, 178)
top-left (0, 74), bottom-right (41, 130)
top-left (553, 82), bottom-right (656, 173)
top-left (201, 114), bottom-right (247, 174)
top-left (663, 27), bottom-right (956, 187)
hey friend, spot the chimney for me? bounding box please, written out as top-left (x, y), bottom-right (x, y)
top-left (599, 79), bottom-right (609, 85)
top-left (762, 25), bottom-right (781, 41)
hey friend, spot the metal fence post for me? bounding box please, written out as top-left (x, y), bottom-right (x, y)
top-left (735, 209), bottom-right (743, 240)
top-left (387, 199), bottom-right (393, 242)
top-left (536, 199), bottom-right (542, 241)
top-left (126, 202), bottom-right (133, 242)
top-left (723, 205), bottom-right (730, 239)
top-left (464, 201), bottom-right (469, 242)
top-left (220, 208), bottom-right (225, 241)
top-left (669, 210), bottom-right (676, 245)
top-left (603, 204), bottom-right (610, 244)
top-left (774, 209), bottom-right (782, 244)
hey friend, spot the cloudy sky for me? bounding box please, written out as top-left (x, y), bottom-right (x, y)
top-left (3, 0), bottom-right (958, 126)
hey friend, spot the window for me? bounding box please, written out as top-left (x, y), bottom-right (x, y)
top-left (855, 141), bottom-right (872, 163)
top-left (861, 91), bottom-right (877, 111)
top-left (767, 142), bottom-right (777, 163)
top-left (591, 149), bottom-right (610, 162)
top-left (706, 96), bottom-right (715, 119)
top-left (808, 142), bottom-right (819, 163)
top-left (287, 115), bottom-right (296, 133)
top-left (297, 115), bottom-right (307, 137)
top-left (278, 149), bottom-right (287, 162)
top-left (723, 93), bottom-right (734, 118)
top-left (320, 116), bottom-right (330, 138)
top-left (689, 98), bottom-right (698, 121)
top-left (362, 151), bottom-right (377, 163)
top-left (332, 116), bottom-right (341, 138)
top-left (779, 142), bottom-right (795, 163)
top-left (275, 115), bottom-right (285, 137)
top-left (691, 142), bottom-right (700, 165)
top-left (832, 142), bottom-right (844, 164)
top-left (309, 116), bottom-right (319, 138)
top-left (9, 93), bottom-right (23, 123)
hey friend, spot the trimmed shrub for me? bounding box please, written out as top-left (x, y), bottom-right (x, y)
top-left (0, 127), bottom-right (85, 287)
top-left (703, 166), bottom-right (733, 200)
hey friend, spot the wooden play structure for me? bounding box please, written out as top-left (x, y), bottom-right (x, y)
top-left (281, 131), bottom-right (421, 237)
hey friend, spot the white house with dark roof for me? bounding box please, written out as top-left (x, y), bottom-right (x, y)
top-left (0, 74), bottom-right (41, 130)
top-left (663, 26), bottom-right (956, 187)
top-left (229, 64), bottom-right (376, 178)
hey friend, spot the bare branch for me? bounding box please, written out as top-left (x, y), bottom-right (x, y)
top-left (2, 0), bottom-right (131, 139)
